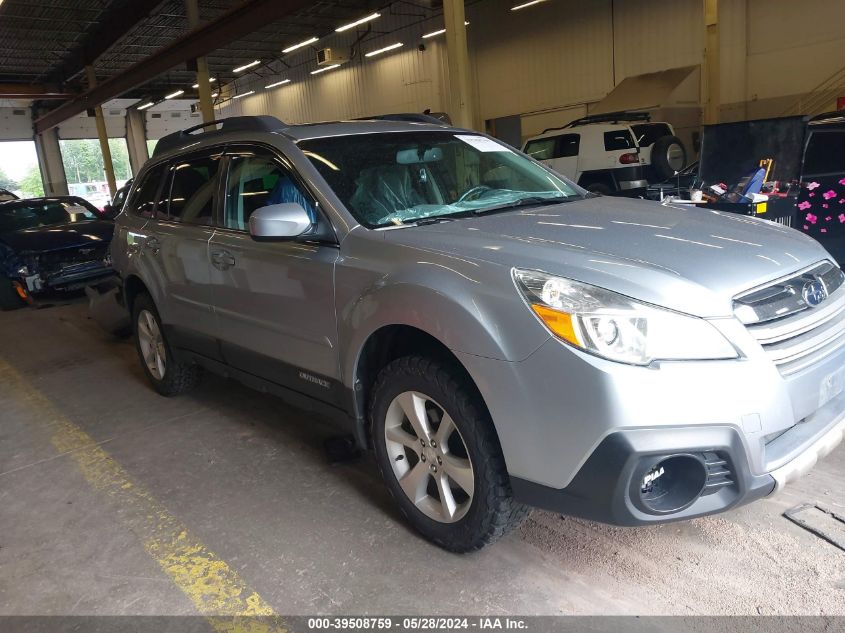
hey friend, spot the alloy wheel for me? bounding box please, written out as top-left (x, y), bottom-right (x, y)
top-left (137, 309), bottom-right (166, 381)
top-left (383, 391), bottom-right (475, 523)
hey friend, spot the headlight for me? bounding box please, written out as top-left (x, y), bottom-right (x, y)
top-left (513, 269), bottom-right (738, 365)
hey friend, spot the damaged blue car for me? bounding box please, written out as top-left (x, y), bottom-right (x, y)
top-left (0, 197), bottom-right (115, 310)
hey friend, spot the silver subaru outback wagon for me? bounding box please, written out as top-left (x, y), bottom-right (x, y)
top-left (112, 115), bottom-right (845, 551)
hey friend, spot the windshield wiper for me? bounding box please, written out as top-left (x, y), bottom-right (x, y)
top-left (473, 195), bottom-right (575, 216)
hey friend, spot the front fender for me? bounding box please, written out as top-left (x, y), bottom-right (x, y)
top-left (336, 242), bottom-right (551, 388)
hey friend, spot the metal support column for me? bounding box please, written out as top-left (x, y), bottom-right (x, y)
top-left (703, 0), bottom-right (720, 124)
top-left (125, 108), bottom-right (149, 175)
top-left (443, 0), bottom-right (475, 130)
top-left (186, 0), bottom-right (215, 124)
top-left (34, 126), bottom-right (69, 197)
top-left (85, 65), bottom-right (117, 197)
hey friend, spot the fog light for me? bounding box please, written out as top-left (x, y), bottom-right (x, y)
top-left (639, 455), bottom-right (707, 514)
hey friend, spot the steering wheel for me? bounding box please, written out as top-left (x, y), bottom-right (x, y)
top-left (457, 185), bottom-right (493, 204)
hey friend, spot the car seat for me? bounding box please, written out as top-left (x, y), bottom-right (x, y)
top-left (349, 165), bottom-right (425, 224)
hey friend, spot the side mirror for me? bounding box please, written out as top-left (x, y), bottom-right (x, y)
top-left (249, 203), bottom-right (313, 240)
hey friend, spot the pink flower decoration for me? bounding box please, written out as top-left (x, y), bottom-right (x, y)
top-left (806, 213), bottom-right (818, 224)
top-left (823, 190), bottom-right (837, 200)
top-left (810, 192), bottom-right (816, 197)
top-left (821, 228), bottom-right (828, 233)
top-left (807, 182), bottom-right (820, 190)
top-left (798, 200), bottom-right (812, 210)
top-left (804, 225), bottom-right (809, 230)
top-left (826, 216), bottom-right (832, 221)
top-left (823, 204), bottom-right (830, 209)
top-left (840, 199), bottom-right (845, 204)
top-left (839, 214), bottom-right (845, 223)
top-left (839, 178), bottom-right (845, 186)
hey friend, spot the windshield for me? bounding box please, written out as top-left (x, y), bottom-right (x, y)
top-left (299, 131), bottom-right (581, 228)
top-left (0, 199), bottom-right (98, 233)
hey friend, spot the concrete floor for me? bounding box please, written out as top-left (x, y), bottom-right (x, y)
top-left (1, 300), bottom-right (844, 617)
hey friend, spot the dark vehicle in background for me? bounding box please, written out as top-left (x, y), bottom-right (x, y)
top-left (0, 188), bottom-right (19, 202)
top-left (0, 197), bottom-right (115, 310)
top-left (647, 111), bottom-right (845, 265)
top-left (102, 178), bottom-right (133, 219)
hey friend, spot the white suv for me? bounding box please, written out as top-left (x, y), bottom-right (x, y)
top-left (523, 113), bottom-right (686, 194)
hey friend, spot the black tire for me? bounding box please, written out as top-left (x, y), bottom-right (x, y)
top-left (586, 182), bottom-right (612, 196)
top-left (650, 135), bottom-right (687, 181)
top-left (132, 293), bottom-right (201, 396)
top-left (0, 276), bottom-right (24, 311)
top-left (370, 356), bottom-right (530, 552)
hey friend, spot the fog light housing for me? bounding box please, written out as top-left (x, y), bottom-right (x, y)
top-left (638, 454), bottom-right (707, 514)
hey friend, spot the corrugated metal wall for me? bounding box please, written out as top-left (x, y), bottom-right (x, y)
top-left (215, 0), bottom-right (845, 132)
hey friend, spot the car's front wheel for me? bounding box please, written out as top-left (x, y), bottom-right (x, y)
top-left (0, 276), bottom-right (24, 311)
top-left (370, 356), bottom-right (529, 552)
top-left (132, 293), bottom-right (201, 396)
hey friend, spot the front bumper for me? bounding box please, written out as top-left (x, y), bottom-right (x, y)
top-left (23, 260), bottom-right (115, 293)
top-left (510, 400), bottom-right (845, 525)
top-left (456, 325), bottom-right (845, 525)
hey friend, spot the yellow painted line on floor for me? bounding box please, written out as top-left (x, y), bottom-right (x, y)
top-left (0, 359), bottom-right (286, 633)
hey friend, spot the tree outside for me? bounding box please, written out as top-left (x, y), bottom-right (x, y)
top-left (0, 167), bottom-right (18, 191)
top-left (19, 165), bottom-right (44, 197)
top-left (59, 138), bottom-right (133, 185)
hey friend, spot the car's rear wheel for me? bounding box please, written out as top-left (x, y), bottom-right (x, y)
top-left (370, 356), bottom-right (529, 552)
top-left (132, 293), bottom-right (201, 396)
top-left (0, 276), bottom-right (24, 311)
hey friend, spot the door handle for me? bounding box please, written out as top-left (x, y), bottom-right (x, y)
top-left (145, 236), bottom-right (161, 255)
top-left (211, 249), bottom-right (236, 270)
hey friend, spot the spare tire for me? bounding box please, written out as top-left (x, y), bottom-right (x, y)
top-left (650, 135), bottom-right (687, 181)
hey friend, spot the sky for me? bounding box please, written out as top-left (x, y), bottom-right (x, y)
top-left (0, 141), bottom-right (39, 180)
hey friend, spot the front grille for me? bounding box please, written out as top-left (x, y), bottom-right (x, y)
top-left (736, 261), bottom-right (845, 376)
top-left (702, 452), bottom-right (733, 495)
top-left (31, 245), bottom-right (109, 273)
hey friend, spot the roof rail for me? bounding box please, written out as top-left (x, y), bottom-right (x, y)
top-left (538, 110), bottom-right (652, 134)
top-left (808, 109), bottom-right (845, 126)
top-left (153, 115), bottom-right (287, 157)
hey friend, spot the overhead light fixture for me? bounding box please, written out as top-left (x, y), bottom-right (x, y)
top-left (233, 60), bottom-right (261, 73)
top-left (211, 93), bottom-right (219, 98)
top-left (233, 90), bottom-right (255, 99)
top-left (165, 89), bottom-right (184, 99)
top-left (422, 22), bottom-right (469, 39)
top-left (311, 64), bottom-right (340, 75)
top-left (191, 78), bottom-right (217, 89)
top-left (265, 79), bottom-right (291, 89)
top-left (336, 12), bottom-right (380, 32)
top-left (511, 0), bottom-right (547, 10)
top-left (365, 42), bottom-right (403, 57)
top-left (283, 37), bottom-right (319, 54)
top-left (137, 102), bottom-right (155, 110)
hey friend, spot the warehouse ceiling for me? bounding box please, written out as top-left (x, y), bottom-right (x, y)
top-left (0, 0), bottom-right (391, 99)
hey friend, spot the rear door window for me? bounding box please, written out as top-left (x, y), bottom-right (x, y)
top-left (160, 155), bottom-right (221, 225)
top-left (604, 130), bottom-right (636, 151)
top-left (556, 134), bottom-right (580, 157)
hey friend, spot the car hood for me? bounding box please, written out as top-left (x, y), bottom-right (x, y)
top-left (0, 220), bottom-right (114, 254)
top-left (382, 196), bottom-right (831, 317)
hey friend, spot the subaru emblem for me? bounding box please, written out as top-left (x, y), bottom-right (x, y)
top-left (802, 279), bottom-right (828, 307)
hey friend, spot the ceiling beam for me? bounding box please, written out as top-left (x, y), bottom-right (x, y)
top-left (35, 0), bottom-right (313, 134)
top-left (0, 84), bottom-right (76, 100)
